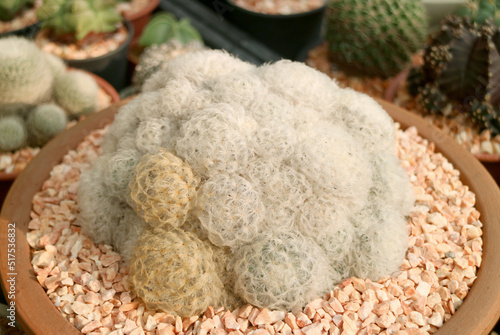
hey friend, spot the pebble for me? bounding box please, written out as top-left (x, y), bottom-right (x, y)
top-left (26, 124), bottom-right (482, 335)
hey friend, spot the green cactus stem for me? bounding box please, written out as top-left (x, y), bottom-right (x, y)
top-left (0, 0), bottom-right (34, 21)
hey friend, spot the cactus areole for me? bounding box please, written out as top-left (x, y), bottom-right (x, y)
top-left (77, 50), bottom-right (415, 316)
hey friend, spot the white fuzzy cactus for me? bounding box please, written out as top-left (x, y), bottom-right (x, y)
top-left (0, 37), bottom-right (53, 105)
top-left (53, 70), bottom-right (99, 118)
top-left (78, 50), bottom-right (414, 314)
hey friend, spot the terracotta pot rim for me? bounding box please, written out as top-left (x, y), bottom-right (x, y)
top-left (1, 99), bottom-right (499, 334)
top-left (0, 70), bottom-right (119, 182)
top-left (123, 0), bottom-right (160, 21)
top-left (226, 0), bottom-right (326, 18)
top-left (384, 70), bottom-right (500, 164)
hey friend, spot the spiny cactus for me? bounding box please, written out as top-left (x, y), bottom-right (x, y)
top-left (325, 0), bottom-right (427, 78)
top-left (409, 16), bottom-right (500, 135)
top-left (26, 104), bottom-right (68, 147)
top-left (0, 115), bottom-right (28, 152)
top-left (132, 40), bottom-right (205, 90)
top-left (53, 70), bottom-right (99, 118)
top-left (0, 36), bottom-right (53, 105)
top-left (456, 0), bottom-right (500, 25)
top-left (78, 51), bottom-right (414, 314)
top-left (37, 0), bottom-right (122, 40)
top-left (0, 0), bottom-right (34, 21)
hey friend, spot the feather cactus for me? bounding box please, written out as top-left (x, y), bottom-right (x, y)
top-left (325, 0), bottom-right (427, 78)
top-left (410, 15), bottom-right (500, 135)
top-left (37, 0), bottom-right (122, 40)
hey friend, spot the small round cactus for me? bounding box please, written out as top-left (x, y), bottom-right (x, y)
top-left (130, 227), bottom-right (224, 316)
top-left (43, 52), bottom-right (67, 78)
top-left (0, 37), bottom-right (53, 105)
top-left (26, 104), bottom-right (68, 147)
top-left (53, 70), bottom-right (99, 118)
top-left (0, 115), bottom-right (28, 152)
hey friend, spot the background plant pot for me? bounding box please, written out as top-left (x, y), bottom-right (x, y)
top-left (384, 70), bottom-right (500, 186)
top-left (422, 0), bottom-right (467, 33)
top-left (0, 99), bottom-right (499, 334)
top-left (0, 71), bottom-right (119, 208)
top-left (64, 20), bottom-right (134, 91)
top-left (216, 0), bottom-right (326, 61)
top-left (123, 0), bottom-right (160, 41)
top-left (0, 22), bottom-right (39, 39)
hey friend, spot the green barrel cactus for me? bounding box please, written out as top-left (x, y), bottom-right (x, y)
top-left (26, 104), bottom-right (68, 147)
top-left (0, 37), bottom-right (53, 106)
top-left (325, 0), bottom-right (427, 78)
top-left (0, 0), bottom-right (34, 21)
top-left (456, 0), bottom-right (500, 25)
top-left (0, 115), bottom-right (28, 152)
top-left (138, 13), bottom-right (202, 48)
top-left (53, 70), bottom-right (99, 118)
top-left (37, 0), bottom-right (122, 40)
top-left (409, 15), bottom-right (500, 135)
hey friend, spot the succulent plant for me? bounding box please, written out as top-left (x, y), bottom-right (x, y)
top-left (409, 16), bottom-right (500, 135)
top-left (37, 0), bottom-right (122, 40)
top-left (0, 115), bottom-right (28, 152)
top-left (132, 40), bottom-right (205, 90)
top-left (78, 51), bottom-right (414, 314)
top-left (53, 70), bottom-right (99, 118)
top-left (456, 0), bottom-right (500, 25)
top-left (0, 37), bottom-right (53, 106)
top-left (0, 0), bottom-right (34, 21)
top-left (138, 13), bottom-right (202, 48)
top-left (325, 0), bottom-right (427, 78)
top-left (26, 104), bottom-right (68, 147)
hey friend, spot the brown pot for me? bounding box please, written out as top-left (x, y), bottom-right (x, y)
top-left (0, 71), bottom-right (120, 206)
top-left (384, 70), bottom-right (500, 186)
top-left (0, 99), bottom-right (499, 334)
top-left (123, 0), bottom-right (161, 41)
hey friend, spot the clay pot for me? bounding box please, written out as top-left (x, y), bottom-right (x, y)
top-left (384, 70), bottom-right (500, 186)
top-left (0, 100), bottom-right (499, 334)
top-left (123, 0), bottom-right (161, 41)
top-left (0, 71), bottom-right (120, 206)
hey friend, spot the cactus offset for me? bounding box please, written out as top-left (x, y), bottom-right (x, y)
top-left (37, 0), bottom-right (122, 40)
top-left (410, 16), bottom-right (500, 135)
top-left (325, 0), bottom-right (427, 78)
top-left (26, 104), bottom-right (68, 147)
top-left (0, 0), bottom-right (34, 21)
top-left (0, 115), bottom-right (28, 152)
top-left (53, 70), bottom-right (99, 118)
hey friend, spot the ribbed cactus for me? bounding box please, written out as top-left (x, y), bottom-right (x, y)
top-left (409, 16), bottom-right (500, 135)
top-left (37, 0), bottom-right (122, 40)
top-left (325, 0), bottom-right (427, 78)
top-left (26, 104), bottom-right (68, 147)
top-left (138, 13), bottom-right (202, 47)
top-left (0, 37), bottom-right (53, 105)
top-left (456, 0), bottom-right (500, 25)
top-left (0, 115), bottom-right (28, 152)
top-left (53, 70), bottom-right (99, 118)
top-left (0, 0), bottom-right (34, 21)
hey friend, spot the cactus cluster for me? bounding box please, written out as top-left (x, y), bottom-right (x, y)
top-left (78, 50), bottom-right (414, 315)
top-left (0, 36), bottom-right (100, 152)
top-left (37, 0), bottom-right (122, 41)
top-left (0, 0), bottom-right (34, 22)
top-left (408, 14), bottom-right (500, 135)
top-left (325, 0), bottom-right (427, 78)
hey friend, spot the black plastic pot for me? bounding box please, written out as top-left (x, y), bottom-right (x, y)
top-left (218, 1), bottom-right (326, 61)
top-left (65, 20), bottom-right (134, 91)
top-left (0, 22), bottom-right (39, 39)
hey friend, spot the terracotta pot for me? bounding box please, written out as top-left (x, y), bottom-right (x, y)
top-left (384, 71), bottom-right (500, 186)
top-left (0, 99), bottom-right (499, 334)
top-left (123, 0), bottom-right (161, 41)
top-left (0, 71), bottom-right (120, 207)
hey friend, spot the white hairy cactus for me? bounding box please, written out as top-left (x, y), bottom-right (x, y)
top-left (53, 70), bottom-right (99, 118)
top-left (78, 50), bottom-right (414, 314)
top-left (0, 37), bottom-right (53, 105)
